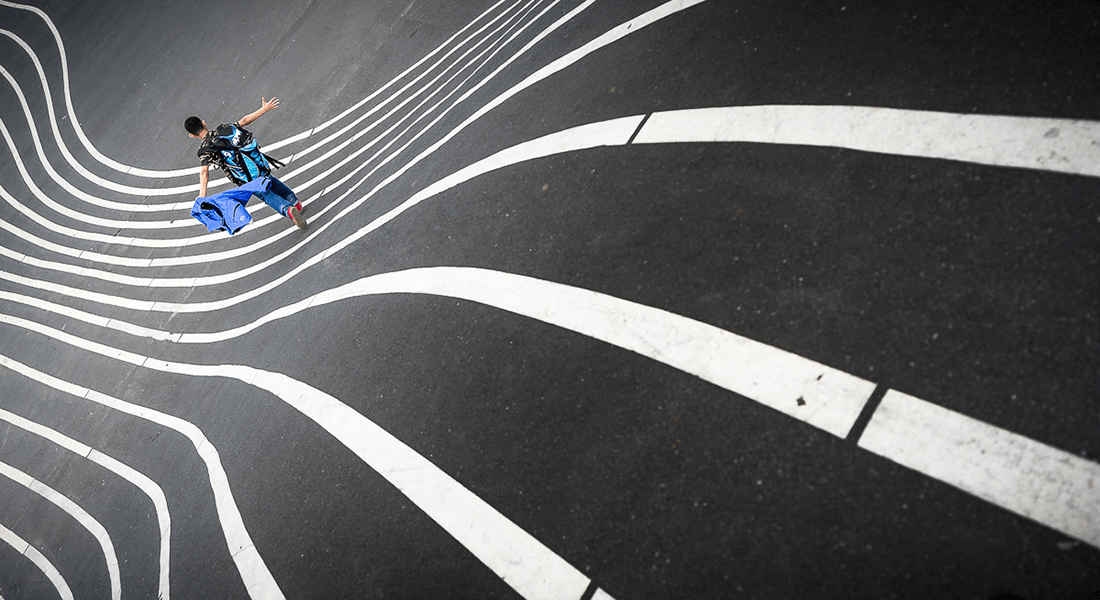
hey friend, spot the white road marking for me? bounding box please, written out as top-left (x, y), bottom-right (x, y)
top-left (0, 459), bottom-right (121, 600)
top-left (2, 97), bottom-right (1098, 550)
top-left (634, 105), bottom-right (1100, 178)
top-left (184, 266), bottom-right (878, 437)
top-left (859, 390), bottom-right (1100, 549)
top-left (0, 0), bottom-right (518, 180)
top-left (0, 354), bottom-right (284, 599)
top-left (0, 313), bottom-right (591, 600)
top-left (0, 56), bottom-right (194, 201)
top-left (0, 117), bottom-right (646, 310)
top-left (0, 116), bottom-right (190, 229)
top-left (0, 407), bottom-right (171, 599)
top-left (0, 523), bottom-right (74, 600)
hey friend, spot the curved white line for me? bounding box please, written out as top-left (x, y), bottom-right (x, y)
top-left (0, 55), bottom-right (201, 200)
top-left (0, 523), bottom-right (74, 600)
top-left (207, 265), bottom-right (876, 437)
top-left (0, 116), bottom-right (644, 313)
top-left (0, 0), bottom-right (518, 179)
top-left (0, 0), bottom-right (679, 273)
top-left (6, 93), bottom-right (1100, 317)
top-left (0, 0), bottom-right (542, 203)
top-left (0, 0), bottom-right (573, 247)
top-left (0, 354), bottom-right (285, 600)
top-left (0, 460), bottom-right (121, 600)
top-left (0, 313), bottom-right (591, 600)
top-left (0, 407), bottom-right (171, 600)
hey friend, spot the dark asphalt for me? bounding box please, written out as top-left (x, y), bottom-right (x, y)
top-left (0, 1), bottom-right (1098, 599)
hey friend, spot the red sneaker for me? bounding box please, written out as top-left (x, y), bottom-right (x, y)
top-left (288, 206), bottom-right (307, 230)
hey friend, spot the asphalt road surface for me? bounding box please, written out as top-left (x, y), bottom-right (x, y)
top-left (0, 1), bottom-right (1098, 598)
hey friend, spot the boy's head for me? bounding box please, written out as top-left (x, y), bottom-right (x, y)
top-left (184, 116), bottom-right (207, 138)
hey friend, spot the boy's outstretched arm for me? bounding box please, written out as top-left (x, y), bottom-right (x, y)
top-left (238, 97), bottom-right (279, 127)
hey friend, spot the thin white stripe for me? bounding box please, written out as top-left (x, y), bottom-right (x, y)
top-left (0, 313), bottom-right (590, 600)
top-left (0, 56), bottom-right (198, 200)
top-left (0, 0), bottom-right (519, 182)
top-left (280, 0), bottom-right (539, 171)
top-left (634, 105), bottom-right (1100, 178)
top-left (0, 460), bottom-right (121, 600)
top-left (0, 407), bottom-right (171, 599)
top-left (0, 117), bottom-right (643, 312)
top-left (0, 116), bottom-right (192, 228)
top-left (859, 390), bottom-right (1100, 549)
top-left (286, 0), bottom-right (552, 195)
top-left (0, 354), bottom-right (284, 599)
top-left (0, 523), bottom-right (74, 600)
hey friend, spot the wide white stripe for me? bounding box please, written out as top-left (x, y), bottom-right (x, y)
top-left (634, 105), bottom-right (1100, 178)
top-left (0, 460), bottom-right (121, 600)
top-left (0, 407), bottom-right (171, 599)
top-left (859, 390), bottom-right (1100, 549)
top-left (0, 523), bottom-right (74, 600)
top-left (0, 354), bottom-right (284, 600)
top-left (198, 266), bottom-right (876, 437)
top-left (0, 313), bottom-right (590, 600)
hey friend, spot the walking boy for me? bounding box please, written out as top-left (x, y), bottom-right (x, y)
top-left (185, 97), bottom-right (307, 230)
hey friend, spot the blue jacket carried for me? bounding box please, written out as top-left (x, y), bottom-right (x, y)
top-left (190, 177), bottom-right (271, 235)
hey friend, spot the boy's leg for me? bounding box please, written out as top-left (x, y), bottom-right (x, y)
top-left (254, 177), bottom-right (306, 229)
top-left (267, 176), bottom-right (302, 212)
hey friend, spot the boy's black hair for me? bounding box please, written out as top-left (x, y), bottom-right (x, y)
top-left (184, 116), bottom-right (205, 136)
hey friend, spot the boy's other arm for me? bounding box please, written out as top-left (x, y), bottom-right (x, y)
top-left (238, 96), bottom-right (279, 127)
top-left (198, 164), bottom-right (209, 198)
